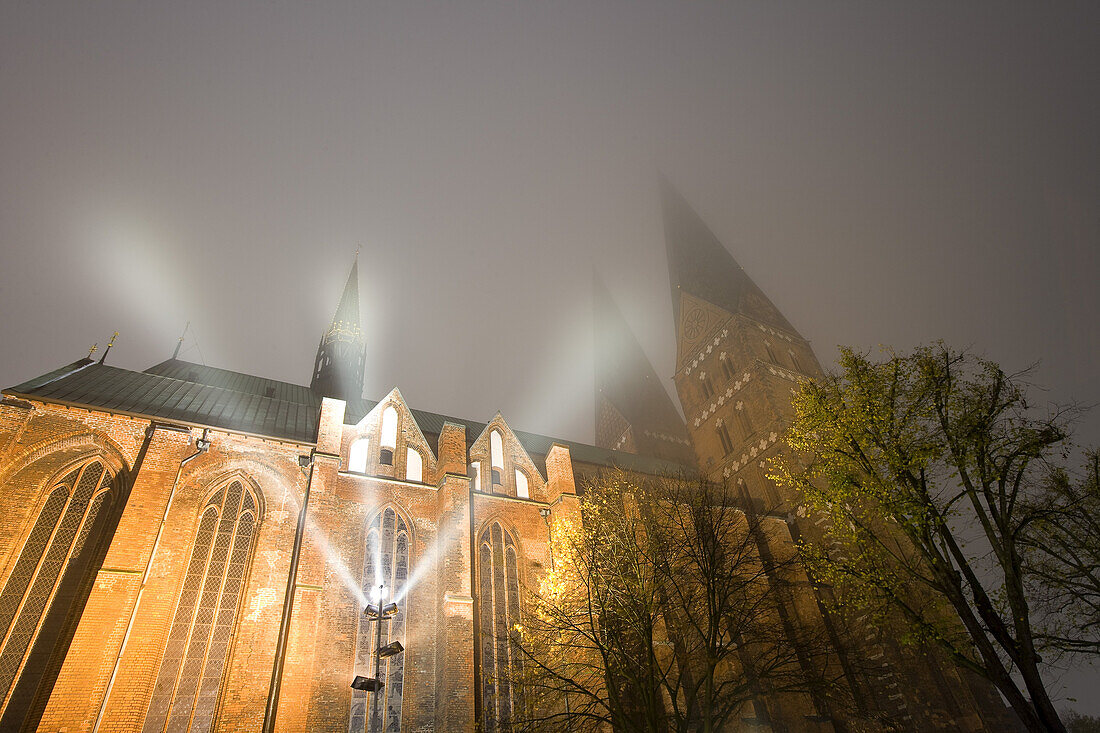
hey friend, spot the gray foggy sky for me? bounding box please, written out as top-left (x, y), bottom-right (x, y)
top-left (2, 1), bottom-right (1097, 441)
top-left (2, 0), bottom-right (1099, 713)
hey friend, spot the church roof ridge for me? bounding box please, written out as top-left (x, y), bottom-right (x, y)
top-left (6, 359), bottom-right (694, 477)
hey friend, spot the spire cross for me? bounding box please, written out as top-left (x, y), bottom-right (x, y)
top-left (98, 331), bottom-right (119, 365)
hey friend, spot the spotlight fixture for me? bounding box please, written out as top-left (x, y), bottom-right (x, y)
top-left (363, 602), bottom-right (399, 618)
top-left (378, 641), bottom-right (404, 659)
top-left (350, 676), bottom-right (383, 692)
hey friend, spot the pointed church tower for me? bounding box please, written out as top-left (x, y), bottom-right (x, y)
top-left (661, 179), bottom-right (822, 500)
top-left (311, 256), bottom-right (366, 403)
top-left (593, 276), bottom-right (696, 466)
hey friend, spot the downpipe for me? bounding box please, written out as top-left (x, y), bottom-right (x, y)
top-left (262, 449), bottom-right (315, 733)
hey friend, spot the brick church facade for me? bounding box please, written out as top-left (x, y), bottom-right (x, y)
top-left (0, 183), bottom-right (1014, 731)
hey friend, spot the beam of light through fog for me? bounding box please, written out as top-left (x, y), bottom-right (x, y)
top-left (391, 511), bottom-right (468, 605)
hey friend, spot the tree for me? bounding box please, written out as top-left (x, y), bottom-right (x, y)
top-left (1027, 450), bottom-right (1100, 656)
top-left (770, 343), bottom-right (1096, 733)
top-left (512, 470), bottom-right (849, 733)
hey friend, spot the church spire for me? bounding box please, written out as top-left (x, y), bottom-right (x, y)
top-left (660, 176), bottom-right (800, 338)
top-left (593, 275), bottom-right (695, 466)
top-left (310, 255), bottom-right (366, 402)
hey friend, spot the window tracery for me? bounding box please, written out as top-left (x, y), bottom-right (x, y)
top-left (351, 508), bottom-right (408, 733)
top-left (0, 458), bottom-right (114, 716)
top-left (142, 479), bottom-right (259, 733)
top-left (478, 522), bottom-right (522, 733)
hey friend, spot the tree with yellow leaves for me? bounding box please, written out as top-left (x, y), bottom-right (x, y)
top-left (512, 470), bottom-right (846, 732)
top-left (770, 344), bottom-right (1096, 733)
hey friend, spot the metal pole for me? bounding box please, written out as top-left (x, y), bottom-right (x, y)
top-left (262, 449), bottom-right (315, 732)
top-left (373, 583), bottom-right (384, 732)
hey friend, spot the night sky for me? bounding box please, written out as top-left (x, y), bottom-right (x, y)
top-left (2, 0), bottom-right (1098, 709)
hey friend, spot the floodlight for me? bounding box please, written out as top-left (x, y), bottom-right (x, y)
top-left (351, 676), bottom-right (383, 692)
top-left (378, 641), bottom-right (404, 659)
top-left (364, 604), bottom-right (381, 617)
top-left (381, 602), bottom-right (398, 616)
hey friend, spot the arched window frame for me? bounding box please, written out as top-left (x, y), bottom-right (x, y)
top-left (351, 507), bottom-right (411, 733)
top-left (477, 520), bottom-right (524, 733)
top-left (380, 406), bottom-right (398, 450)
top-left (514, 470), bottom-right (529, 500)
top-left (142, 476), bottom-right (262, 733)
top-left (0, 457), bottom-right (116, 722)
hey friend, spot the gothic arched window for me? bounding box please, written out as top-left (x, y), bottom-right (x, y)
top-left (478, 522), bottom-right (522, 733)
top-left (0, 458), bottom-right (114, 724)
top-left (351, 508), bottom-right (409, 733)
top-left (142, 479), bottom-right (260, 733)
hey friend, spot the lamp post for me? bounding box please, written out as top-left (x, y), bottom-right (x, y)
top-left (350, 583), bottom-right (402, 731)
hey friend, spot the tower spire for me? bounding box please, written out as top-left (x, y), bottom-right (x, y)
top-left (593, 274), bottom-right (695, 466)
top-left (310, 255), bottom-right (366, 402)
top-left (660, 176), bottom-right (800, 337)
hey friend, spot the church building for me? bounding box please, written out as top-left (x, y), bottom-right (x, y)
top-left (0, 183), bottom-right (1014, 731)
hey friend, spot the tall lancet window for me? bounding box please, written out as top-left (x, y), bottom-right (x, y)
top-left (478, 522), bottom-right (522, 733)
top-left (143, 479), bottom-right (259, 733)
top-left (489, 430), bottom-right (505, 491)
top-left (351, 508), bottom-right (409, 733)
top-left (379, 407), bottom-right (398, 466)
top-left (0, 458), bottom-right (114, 722)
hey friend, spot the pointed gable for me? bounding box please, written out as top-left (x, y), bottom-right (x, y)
top-left (660, 176), bottom-right (801, 338)
top-left (593, 276), bottom-right (695, 466)
top-left (469, 414), bottom-right (546, 500)
top-left (344, 387), bottom-right (437, 482)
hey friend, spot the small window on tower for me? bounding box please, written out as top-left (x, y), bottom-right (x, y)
top-left (471, 463), bottom-right (482, 492)
top-left (721, 358), bottom-right (735, 382)
top-left (701, 374), bottom-right (715, 399)
top-left (491, 469), bottom-right (503, 491)
top-left (789, 350), bottom-right (804, 373)
top-left (765, 342), bottom-right (778, 364)
top-left (379, 448), bottom-right (394, 466)
top-left (717, 423), bottom-right (734, 455)
top-left (515, 470), bottom-right (529, 499)
top-left (737, 408), bottom-right (755, 439)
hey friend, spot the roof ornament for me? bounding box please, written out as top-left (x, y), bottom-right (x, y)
top-left (87, 343), bottom-right (98, 360)
top-left (98, 331), bottom-right (119, 365)
top-left (172, 321), bottom-right (191, 360)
